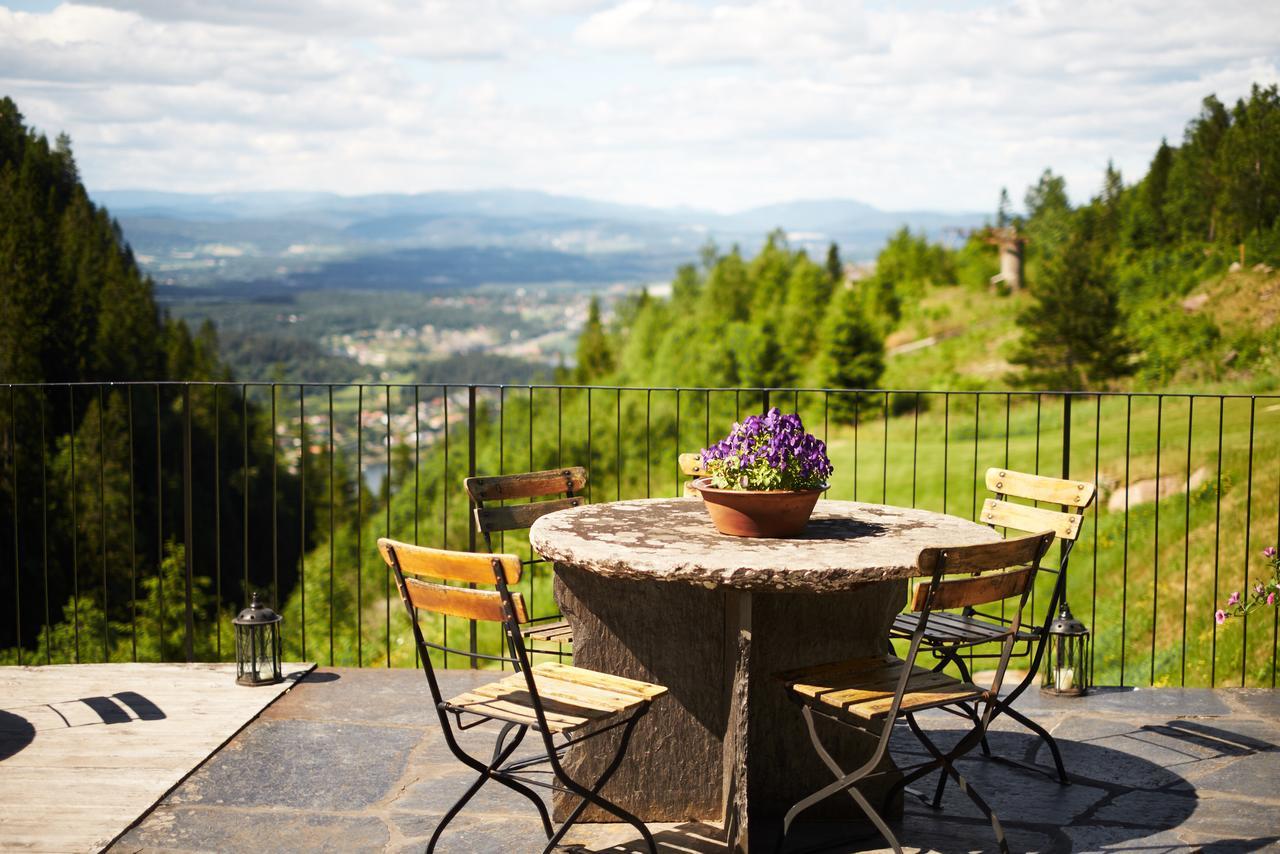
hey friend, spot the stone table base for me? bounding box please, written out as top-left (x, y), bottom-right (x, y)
top-left (553, 565), bottom-right (905, 852)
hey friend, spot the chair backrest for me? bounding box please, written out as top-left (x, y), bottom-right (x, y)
top-left (912, 531), bottom-right (1055, 615)
top-left (465, 467), bottom-right (587, 543)
top-left (678, 453), bottom-right (708, 497)
top-left (980, 467), bottom-right (1096, 543)
top-left (378, 538), bottom-right (529, 626)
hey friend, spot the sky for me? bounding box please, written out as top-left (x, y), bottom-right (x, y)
top-left (1, 0), bottom-right (1278, 213)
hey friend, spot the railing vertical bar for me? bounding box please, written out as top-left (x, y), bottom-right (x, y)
top-left (1274, 402), bottom-right (1280, 688)
top-left (414, 387), bottom-right (421, 547)
top-left (467, 385), bottom-right (478, 667)
top-left (882, 391), bottom-right (889, 504)
top-left (127, 386), bottom-right (136, 662)
top-left (213, 386), bottom-right (221, 660)
top-left (299, 386), bottom-right (307, 662)
top-left (618, 389), bottom-right (624, 501)
top-left (528, 386), bottom-right (535, 621)
top-left (182, 384), bottom-right (195, 663)
top-left (704, 389), bottom-right (710, 453)
top-left (853, 394), bottom-right (859, 502)
top-left (241, 384), bottom-right (248, 608)
top-left (1120, 394), bottom-right (1131, 685)
top-left (911, 394), bottom-right (919, 508)
top-left (1212, 397), bottom-right (1223, 687)
top-left (385, 384), bottom-right (391, 668)
top-left (70, 386), bottom-right (80, 662)
top-left (98, 386), bottom-right (108, 661)
top-left (971, 393), bottom-right (980, 521)
top-left (9, 386), bottom-right (19, 666)
top-left (270, 385), bottom-right (278, 612)
top-left (154, 384), bottom-right (163, 661)
top-left (328, 385), bottom-right (335, 667)
top-left (586, 388), bottom-right (593, 505)
top-left (942, 393), bottom-right (949, 515)
top-left (40, 390), bottom-right (50, 663)
top-left (356, 384), bottom-right (364, 667)
top-left (823, 392), bottom-right (829, 451)
top-left (1182, 396), bottom-right (1192, 686)
top-left (557, 387), bottom-right (563, 470)
top-left (1091, 394), bottom-right (1100, 682)
top-left (1241, 397), bottom-right (1255, 686)
top-left (645, 390), bottom-right (652, 498)
top-left (1060, 393), bottom-right (1072, 583)
top-left (1152, 395), bottom-right (1162, 685)
top-left (675, 390), bottom-right (681, 496)
top-left (497, 386), bottom-right (505, 671)
top-left (442, 388), bottom-right (450, 668)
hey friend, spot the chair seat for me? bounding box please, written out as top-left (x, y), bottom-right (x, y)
top-left (522, 619), bottom-right (574, 644)
top-left (444, 661), bottom-right (666, 734)
top-left (779, 655), bottom-right (986, 720)
top-left (890, 611), bottom-right (1037, 645)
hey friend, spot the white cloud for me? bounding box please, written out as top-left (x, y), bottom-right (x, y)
top-left (0, 0), bottom-right (1277, 212)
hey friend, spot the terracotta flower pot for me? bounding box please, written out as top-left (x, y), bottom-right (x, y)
top-left (691, 477), bottom-right (825, 538)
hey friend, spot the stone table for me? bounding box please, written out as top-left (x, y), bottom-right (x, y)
top-left (529, 497), bottom-right (1001, 852)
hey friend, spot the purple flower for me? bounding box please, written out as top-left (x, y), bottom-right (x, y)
top-left (1227, 591), bottom-right (1240, 607)
top-left (1215, 609), bottom-right (1227, 625)
top-left (1264, 546), bottom-right (1278, 559)
top-left (1269, 592), bottom-right (1277, 607)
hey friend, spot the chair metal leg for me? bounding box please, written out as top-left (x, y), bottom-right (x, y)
top-left (547, 711), bottom-right (657, 854)
top-left (777, 706), bottom-right (904, 854)
top-left (990, 703), bottom-right (1071, 784)
top-left (542, 713), bottom-right (646, 853)
top-left (429, 723), bottom-right (536, 854)
top-left (904, 714), bottom-right (1008, 854)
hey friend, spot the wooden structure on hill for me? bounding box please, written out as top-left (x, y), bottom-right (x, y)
top-left (986, 226), bottom-right (1027, 292)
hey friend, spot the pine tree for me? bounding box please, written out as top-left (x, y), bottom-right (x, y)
top-left (825, 242), bottom-right (843, 286)
top-left (1009, 210), bottom-right (1135, 390)
top-left (997, 187), bottom-right (1013, 228)
top-left (574, 296), bottom-right (614, 382)
top-left (1024, 169), bottom-right (1073, 261)
top-left (818, 285), bottom-right (885, 421)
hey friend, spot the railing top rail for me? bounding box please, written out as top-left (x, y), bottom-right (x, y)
top-left (3, 381), bottom-right (1278, 400)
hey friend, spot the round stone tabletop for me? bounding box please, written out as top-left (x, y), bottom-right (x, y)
top-left (529, 497), bottom-right (1001, 592)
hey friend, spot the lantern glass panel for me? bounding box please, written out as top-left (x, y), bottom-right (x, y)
top-left (234, 593), bottom-right (283, 686)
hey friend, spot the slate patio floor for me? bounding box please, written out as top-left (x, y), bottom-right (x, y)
top-left (110, 668), bottom-right (1280, 853)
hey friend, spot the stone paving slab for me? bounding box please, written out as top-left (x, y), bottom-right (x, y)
top-left (109, 671), bottom-right (1280, 853)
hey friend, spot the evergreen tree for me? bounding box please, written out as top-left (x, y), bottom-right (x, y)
top-left (1024, 169), bottom-right (1073, 260)
top-left (825, 242), bottom-right (843, 286)
top-left (781, 256), bottom-right (836, 363)
top-left (818, 286), bottom-right (885, 420)
top-left (1009, 210), bottom-right (1135, 390)
top-left (997, 187), bottom-right (1013, 228)
top-left (574, 296), bottom-right (614, 382)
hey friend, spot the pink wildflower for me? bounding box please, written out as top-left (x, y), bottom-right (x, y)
top-left (1269, 593), bottom-right (1276, 607)
top-left (1265, 546), bottom-right (1278, 559)
top-left (1256, 584), bottom-right (1265, 595)
top-left (1227, 591), bottom-right (1240, 607)
top-left (1215, 609), bottom-right (1227, 625)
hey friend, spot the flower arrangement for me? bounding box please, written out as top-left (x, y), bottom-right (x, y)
top-left (699, 408), bottom-right (833, 491)
top-left (1215, 545), bottom-right (1279, 625)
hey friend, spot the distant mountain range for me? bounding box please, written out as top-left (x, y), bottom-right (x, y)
top-left (94, 189), bottom-right (986, 296)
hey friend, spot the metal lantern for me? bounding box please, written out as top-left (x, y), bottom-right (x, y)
top-left (234, 592), bottom-right (283, 686)
top-left (1041, 602), bottom-right (1090, 696)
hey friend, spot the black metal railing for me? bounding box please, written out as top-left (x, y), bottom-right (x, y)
top-left (2, 382), bottom-right (1278, 688)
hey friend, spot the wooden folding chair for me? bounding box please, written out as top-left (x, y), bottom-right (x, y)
top-left (379, 538), bottom-right (666, 854)
top-left (889, 467), bottom-right (1096, 800)
top-left (465, 467), bottom-right (587, 658)
top-left (677, 452), bottom-right (709, 496)
top-left (776, 531), bottom-right (1055, 854)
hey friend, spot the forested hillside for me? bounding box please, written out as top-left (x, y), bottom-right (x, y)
top-left (582, 85), bottom-right (1280, 396)
top-left (0, 99), bottom-right (317, 661)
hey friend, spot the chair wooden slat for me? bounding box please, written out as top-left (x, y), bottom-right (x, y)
top-left (378, 538), bottom-right (522, 585)
top-left (783, 656), bottom-right (984, 720)
top-left (678, 453), bottom-right (708, 477)
top-left (443, 663), bottom-right (667, 734)
top-left (911, 566), bottom-right (1035, 612)
top-left (522, 620), bottom-right (574, 642)
top-left (980, 498), bottom-right (1082, 540)
top-left (465, 467), bottom-right (587, 502)
top-left (404, 577), bottom-right (529, 624)
top-left (474, 497), bottom-right (583, 534)
top-left (986, 467), bottom-right (1095, 508)
top-left (917, 530), bottom-right (1053, 575)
